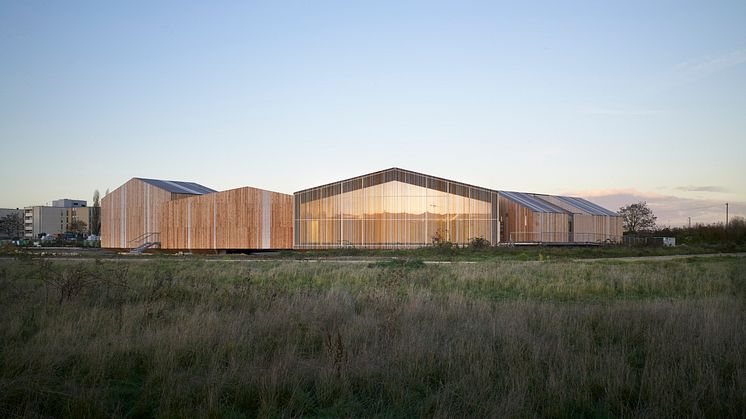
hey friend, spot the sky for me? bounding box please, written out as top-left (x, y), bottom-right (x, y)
top-left (1, 1), bottom-right (744, 227)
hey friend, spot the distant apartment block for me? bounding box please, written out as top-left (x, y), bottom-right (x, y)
top-left (24, 199), bottom-right (97, 239)
top-left (52, 199), bottom-right (87, 208)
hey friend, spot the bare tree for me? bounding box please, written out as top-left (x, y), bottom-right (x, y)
top-left (0, 213), bottom-right (24, 239)
top-left (618, 201), bottom-right (657, 233)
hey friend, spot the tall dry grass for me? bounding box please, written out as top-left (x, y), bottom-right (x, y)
top-left (0, 257), bottom-right (744, 417)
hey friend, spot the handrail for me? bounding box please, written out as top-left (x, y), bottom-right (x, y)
top-left (128, 232), bottom-right (161, 247)
top-left (128, 232), bottom-right (157, 244)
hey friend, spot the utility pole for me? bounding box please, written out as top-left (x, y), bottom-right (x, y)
top-left (688, 217), bottom-right (691, 229)
top-left (725, 203), bottom-right (729, 240)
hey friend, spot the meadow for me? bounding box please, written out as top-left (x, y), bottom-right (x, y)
top-left (266, 241), bottom-right (746, 262)
top-left (1, 255), bottom-right (744, 417)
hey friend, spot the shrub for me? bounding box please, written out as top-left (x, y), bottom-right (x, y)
top-left (469, 237), bottom-right (491, 249)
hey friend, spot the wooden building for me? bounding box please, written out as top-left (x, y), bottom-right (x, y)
top-left (294, 168), bottom-right (499, 249)
top-left (102, 169), bottom-right (622, 251)
top-left (100, 178), bottom-right (216, 249)
top-left (531, 194), bottom-right (623, 243)
top-left (498, 191), bottom-right (570, 243)
top-left (160, 186), bottom-right (293, 250)
top-left (294, 168), bottom-right (623, 248)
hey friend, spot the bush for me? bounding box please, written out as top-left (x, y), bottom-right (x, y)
top-left (469, 237), bottom-right (491, 249)
top-left (657, 217), bottom-right (746, 245)
top-left (0, 243), bottom-right (19, 256)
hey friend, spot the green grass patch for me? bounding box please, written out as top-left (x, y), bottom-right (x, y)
top-left (1, 257), bottom-right (744, 417)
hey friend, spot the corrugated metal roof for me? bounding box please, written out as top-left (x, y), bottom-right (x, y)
top-left (499, 191), bottom-right (568, 213)
top-left (290, 167), bottom-right (619, 217)
top-left (556, 196), bottom-right (618, 216)
top-left (294, 167), bottom-right (495, 196)
top-left (136, 178), bottom-right (216, 195)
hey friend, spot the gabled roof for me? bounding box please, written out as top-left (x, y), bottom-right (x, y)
top-left (499, 191), bottom-right (568, 213)
top-left (136, 178), bottom-right (216, 195)
top-left (293, 167), bottom-right (618, 216)
top-left (294, 167), bottom-right (497, 203)
top-left (295, 167), bottom-right (491, 194)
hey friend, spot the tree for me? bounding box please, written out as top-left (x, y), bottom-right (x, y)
top-left (0, 212), bottom-right (24, 239)
top-left (68, 220), bottom-right (88, 236)
top-left (91, 189), bottom-right (101, 236)
top-left (618, 201), bottom-right (657, 233)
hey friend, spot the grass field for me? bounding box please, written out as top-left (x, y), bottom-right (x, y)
top-left (1, 255), bottom-right (745, 417)
top-left (279, 242), bottom-right (746, 261)
top-left (5, 240), bottom-right (746, 262)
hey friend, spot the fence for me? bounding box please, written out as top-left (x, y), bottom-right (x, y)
top-left (508, 232), bottom-right (622, 244)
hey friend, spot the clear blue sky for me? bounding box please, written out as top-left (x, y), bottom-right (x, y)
top-left (1, 1), bottom-right (744, 226)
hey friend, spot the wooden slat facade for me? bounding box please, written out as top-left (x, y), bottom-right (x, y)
top-left (101, 178), bottom-right (184, 249)
top-left (102, 169), bottom-right (621, 250)
top-left (160, 186), bottom-right (293, 250)
top-left (532, 194), bottom-right (624, 243)
top-left (294, 168), bottom-right (499, 249)
top-left (498, 196), bottom-right (570, 243)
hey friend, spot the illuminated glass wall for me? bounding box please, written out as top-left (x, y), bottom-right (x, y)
top-left (294, 169), bottom-right (499, 249)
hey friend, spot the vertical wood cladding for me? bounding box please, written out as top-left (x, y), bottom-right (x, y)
top-left (531, 194), bottom-right (624, 243)
top-left (100, 178), bottom-right (177, 249)
top-left (160, 186), bottom-right (293, 250)
top-left (498, 196), bottom-right (570, 243)
top-left (294, 168), bottom-right (499, 249)
top-left (103, 168), bottom-right (621, 250)
top-left (294, 167), bottom-right (618, 247)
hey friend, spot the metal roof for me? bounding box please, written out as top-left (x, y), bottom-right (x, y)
top-left (499, 191), bottom-right (568, 213)
top-left (136, 178), bottom-right (216, 195)
top-left (555, 196), bottom-right (618, 216)
top-left (294, 167), bottom-right (498, 203)
top-left (294, 167), bottom-right (494, 196)
top-left (291, 167), bottom-right (618, 216)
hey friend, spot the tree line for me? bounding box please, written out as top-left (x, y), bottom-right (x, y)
top-left (618, 201), bottom-right (745, 245)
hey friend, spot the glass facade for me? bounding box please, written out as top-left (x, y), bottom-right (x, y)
top-left (294, 169), bottom-right (499, 249)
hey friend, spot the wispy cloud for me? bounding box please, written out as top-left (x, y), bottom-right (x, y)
top-left (574, 107), bottom-right (662, 117)
top-left (581, 49), bottom-right (746, 112)
top-left (674, 185), bottom-right (728, 193)
top-left (565, 188), bottom-right (663, 199)
top-left (673, 49), bottom-right (746, 82)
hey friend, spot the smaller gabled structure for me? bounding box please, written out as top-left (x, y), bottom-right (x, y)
top-left (160, 186), bottom-right (293, 251)
top-left (101, 177), bottom-right (216, 249)
top-left (497, 191), bottom-right (570, 243)
top-left (531, 194), bottom-right (623, 243)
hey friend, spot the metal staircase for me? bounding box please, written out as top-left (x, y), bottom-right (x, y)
top-left (128, 232), bottom-right (161, 254)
